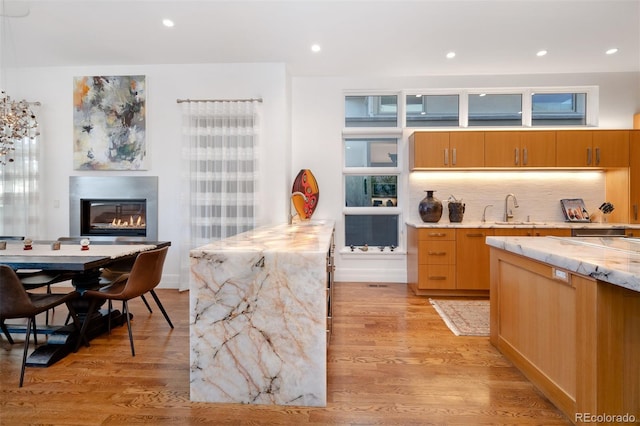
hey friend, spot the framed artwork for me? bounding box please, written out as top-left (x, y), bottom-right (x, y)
top-left (560, 198), bottom-right (590, 222)
top-left (73, 75), bottom-right (146, 170)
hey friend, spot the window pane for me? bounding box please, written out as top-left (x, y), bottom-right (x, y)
top-left (345, 95), bottom-right (398, 127)
top-left (345, 175), bottom-right (397, 207)
top-left (345, 214), bottom-right (399, 247)
top-left (344, 138), bottom-right (397, 167)
top-left (532, 93), bottom-right (586, 126)
top-left (406, 94), bottom-right (459, 127)
top-left (468, 94), bottom-right (522, 126)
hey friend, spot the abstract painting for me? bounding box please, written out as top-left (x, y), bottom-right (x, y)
top-left (73, 75), bottom-right (146, 170)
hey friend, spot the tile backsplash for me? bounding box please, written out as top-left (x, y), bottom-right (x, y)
top-left (408, 171), bottom-right (606, 223)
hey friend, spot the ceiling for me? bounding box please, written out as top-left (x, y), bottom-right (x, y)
top-left (1, 0), bottom-right (639, 77)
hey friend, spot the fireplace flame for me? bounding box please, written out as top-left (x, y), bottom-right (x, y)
top-left (110, 216), bottom-right (146, 229)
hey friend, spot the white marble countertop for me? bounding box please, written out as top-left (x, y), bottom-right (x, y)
top-left (407, 219), bottom-right (640, 230)
top-left (486, 236), bottom-right (640, 293)
top-left (190, 220), bottom-right (335, 255)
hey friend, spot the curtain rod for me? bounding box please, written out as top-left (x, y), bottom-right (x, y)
top-left (176, 98), bottom-right (262, 104)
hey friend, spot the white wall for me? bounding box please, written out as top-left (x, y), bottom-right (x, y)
top-left (7, 63), bottom-right (290, 288)
top-left (291, 71), bottom-right (640, 283)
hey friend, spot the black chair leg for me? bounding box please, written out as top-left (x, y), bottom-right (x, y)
top-left (1, 320), bottom-right (14, 344)
top-left (140, 294), bottom-right (153, 313)
top-left (149, 289), bottom-right (174, 329)
top-left (123, 301), bottom-right (135, 356)
top-left (31, 318), bottom-right (38, 346)
top-left (20, 317), bottom-right (34, 387)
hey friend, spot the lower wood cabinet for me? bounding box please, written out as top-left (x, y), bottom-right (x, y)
top-left (408, 226), bottom-right (572, 296)
top-left (456, 229), bottom-right (493, 290)
top-left (631, 130), bottom-right (640, 223)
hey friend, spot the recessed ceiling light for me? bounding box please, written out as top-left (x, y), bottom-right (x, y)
top-left (311, 44), bottom-right (321, 53)
top-left (162, 19), bottom-right (175, 28)
top-left (606, 48), bottom-right (619, 55)
top-left (446, 51), bottom-right (456, 59)
top-left (536, 50), bottom-right (548, 57)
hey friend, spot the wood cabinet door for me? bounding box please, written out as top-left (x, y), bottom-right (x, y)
top-left (412, 132), bottom-right (449, 168)
top-left (456, 229), bottom-right (493, 290)
top-left (556, 131), bottom-right (593, 167)
top-left (520, 131), bottom-right (556, 167)
top-left (449, 132), bottom-right (484, 168)
top-left (592, 130), bottom-right (629, 167)
top-left (630, 130), bottom-right (640, 223)
top-left (484, 132), bottom-right (520, 167)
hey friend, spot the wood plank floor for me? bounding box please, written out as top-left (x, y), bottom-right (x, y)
top-left (0, 282), bottom-right (570, 425)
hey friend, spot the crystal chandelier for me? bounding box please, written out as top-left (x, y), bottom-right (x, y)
top-left (0, 90), bottom-right (39, 165)
top-left (1, 1), bottom-right (39, 165)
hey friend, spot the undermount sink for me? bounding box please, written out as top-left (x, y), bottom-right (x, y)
top-left (493, 221), bottom-right (546, 226)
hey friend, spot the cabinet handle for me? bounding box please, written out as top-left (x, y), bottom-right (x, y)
top-left (515, 148), bottom-right (519, 166)
top-left (466, 233), bottom-right (484, 237)
top-left (587, 148), bottom-right (592, 165)
top-left (444, 148), bottom-right (449, 166)
top-left (428, 276), bottom-right (447, 280)
top-left (428, 233), bottom-right (447, 237)
top-left (428, 251), bottom-right (447, 256)
top-left (452, 148), bottom-right (457, 166)
top-left (595, 147), bottom-right (600, 165)
top-left (523, 148), bottom-right (528, 166)
top-left (634, 204), bottom-right (638, 221)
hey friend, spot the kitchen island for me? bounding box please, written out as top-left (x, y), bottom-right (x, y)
top-left (486, 236), bottom-right (639, 425)
top-left (189, 220), bottom-right (334, 407)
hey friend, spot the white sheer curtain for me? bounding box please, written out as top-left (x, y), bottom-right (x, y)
top-left (0, 136), bottom-right (41, 238)
top-left (179, 100), bottom-right (261, 291)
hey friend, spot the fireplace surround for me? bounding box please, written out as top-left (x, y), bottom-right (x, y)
top-left (69, 176), bottom-right (158, 241)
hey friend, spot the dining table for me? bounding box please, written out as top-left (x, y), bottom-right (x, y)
top-left (0, 239), bottom-right (171, 366)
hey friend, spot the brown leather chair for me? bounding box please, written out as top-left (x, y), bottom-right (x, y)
top-left (78, 246), bottom-right (172, 356)
top-left (0, 265), bottom-right (82, 387)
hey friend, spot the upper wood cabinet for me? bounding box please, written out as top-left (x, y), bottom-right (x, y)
top-left (409, 129), bottom-right (631, 170)
top-left (410, 131), bottom-right (484, 169)
top-left (484, 131), bottom-right (556, 167)
top-left (556, 130), bottom-right (629, 167)
top-left (630, 130), bottom-right (640, 223)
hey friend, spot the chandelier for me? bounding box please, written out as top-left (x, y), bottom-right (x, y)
top-left (0, 90), bottom-right (39, 165)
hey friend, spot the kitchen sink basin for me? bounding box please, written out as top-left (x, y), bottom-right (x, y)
top-left (492, 221), bottom-right (547, 226)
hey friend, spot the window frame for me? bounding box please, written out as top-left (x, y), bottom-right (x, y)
top-left (404, 86), bottom-right (598, 128)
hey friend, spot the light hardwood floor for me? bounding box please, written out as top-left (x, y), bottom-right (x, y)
top-left (0, 283), bottom-right (570, 425)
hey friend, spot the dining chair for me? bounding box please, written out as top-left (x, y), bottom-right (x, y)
top-left (0, 265), bottom-right (82, 387)
top-left (78, 246), bottom-right (172, 356)
top-left (4, 237), bottom-right (76, 325)
top-left (100, 237), bottom-right (153, 313)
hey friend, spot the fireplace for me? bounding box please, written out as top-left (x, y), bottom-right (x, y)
top-left (70, 176), bottom-right (158, 241)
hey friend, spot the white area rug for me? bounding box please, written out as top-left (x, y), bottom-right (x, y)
top-left (429, 298), bottom-right (490, 336)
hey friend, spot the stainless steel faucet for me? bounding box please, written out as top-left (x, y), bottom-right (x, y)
top-left (482, 204), bottom-right (493, 223)
top-left (288, 191), bottom-right (308, 224)
top-left (504, 193), bottom-right (519, 222)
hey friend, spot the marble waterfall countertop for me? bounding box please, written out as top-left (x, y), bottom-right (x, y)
top-left (486, 236), bottom-right (640, 293)
top-left (189, 220), bottom-right (334, 407)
